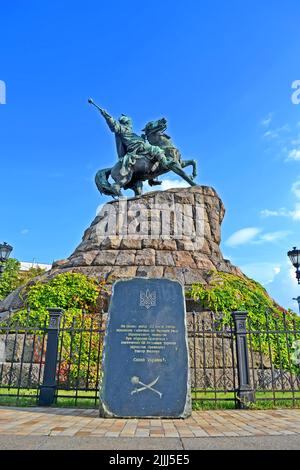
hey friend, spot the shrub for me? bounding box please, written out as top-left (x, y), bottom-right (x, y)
top-left (189, 271), bottom-right (300, 370)
top-left (3, 272), bottom-right (108, 389)
top-left (0, 258), bottom-right (46, 301)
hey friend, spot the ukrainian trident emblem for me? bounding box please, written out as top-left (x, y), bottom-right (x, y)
top-left (139, 289), bottom-right (157, 309)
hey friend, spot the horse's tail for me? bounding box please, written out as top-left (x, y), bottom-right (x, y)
top-left (95, 168), bottom-right (115, 196)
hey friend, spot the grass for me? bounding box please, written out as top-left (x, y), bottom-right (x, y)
top-left (192, 391), bottom-right (300, 410)
top-left (0, 387), bottom-right (99, 408)
top-left (1, 387), bottom-right (300, 410)
top-left (55, 389), bottom-right (98, 408)
top-left (0, 388), bottom-right (39, 407)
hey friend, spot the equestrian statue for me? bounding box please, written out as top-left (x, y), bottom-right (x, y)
top-left (88, 98), bottom-right (198, 198)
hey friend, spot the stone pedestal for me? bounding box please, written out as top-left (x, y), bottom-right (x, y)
top-left (51, 185), bottom-right (242, 286)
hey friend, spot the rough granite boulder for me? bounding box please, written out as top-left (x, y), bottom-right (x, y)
top-left (0, 186), bottom-right (244, 315)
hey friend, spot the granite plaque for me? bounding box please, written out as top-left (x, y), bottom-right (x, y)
top-left (99, 278), bottom-right (191, 418)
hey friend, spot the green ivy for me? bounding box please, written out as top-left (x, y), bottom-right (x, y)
top-left (28, 271), bottom-right (100, 308)
top-left (189, 271), bottom-right (300, 370)
top-left (2, 272), bottom-right (107, 389)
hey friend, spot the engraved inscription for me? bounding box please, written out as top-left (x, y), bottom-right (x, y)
top-left (116, 323), bottom-right (178, 364)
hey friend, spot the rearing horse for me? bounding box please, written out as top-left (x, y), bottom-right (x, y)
top-left (94, 117), bottom-right (198, 198)
top-left (142, 118), bottom-right (197, 181)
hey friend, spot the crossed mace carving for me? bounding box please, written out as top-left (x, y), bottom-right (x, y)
top-left (131, 376), bottom-right (162, 399)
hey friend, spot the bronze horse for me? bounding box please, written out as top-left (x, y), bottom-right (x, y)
top-left (95, 118), bottom-right (197, 198)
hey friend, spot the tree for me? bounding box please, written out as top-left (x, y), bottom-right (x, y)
top-left (0, 259), bottom-right (46, 301)
top-left (0, 258), bottom-right (21, 300)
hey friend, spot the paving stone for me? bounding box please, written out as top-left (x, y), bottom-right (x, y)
top-left (1, 407), bottom-right (300, 441)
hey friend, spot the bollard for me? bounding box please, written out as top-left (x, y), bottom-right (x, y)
top-left (38, 308), bottom-right (63, 406)
top-left (232, 311), bottom-right (255, 409)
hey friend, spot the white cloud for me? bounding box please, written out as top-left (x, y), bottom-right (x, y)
top-left (288, 149), bottom-right (300, 161)
top-left (260, 114), bottom-right (272, 128)
top-left (225, 227), bottom-right (290, 247)
top-left (20, 229), bottom-right (29, 235)
top-left (289, 266), bottom-right (299, 286)
top-left (144, 178), bottom-right (189, 192)
top-left (160, 179), bottom-right (190, 190)
top-left (260, 118), bottom-right (300, 166)
top-left (261, 208), bottom-right (288, 217)
top-left (264, 129), bottom-right (278, 139)
top-left (260, 117), bottom-right (300, 162)
top-left (291, 203), bottom-right (300, 220)
top-left (241, 262), bottom-right (281, 286)
top-left (261, 206), bottom-right (300, 221)
top-left (239, 261), bottom-right (298, 309)
top-left (292, 181), bottom-right (300, 199)
top-left (291, 137), bottom-right (300, 146)
top-left (263, 124), bottom-right (289, 141)
top-left (260, 180), bottom-right (300, 221)
top-left (225, 228), bottom-right (262, 247)
top-left (266, 261), bottom-right (300, 311)
top-left (258, 231), bottom-right (291, 243)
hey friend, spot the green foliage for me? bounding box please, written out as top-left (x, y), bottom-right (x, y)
top-left (0, 259), bottom-right (46, 301)
top-left (9, 272), bottom-right (103, 325)
top-left (19, 266), bottom-right (45, 285)
top-left (0, 258), bottom-right (21, 300)
top-left (27, 271), bottom-right (100, 309)
top-left (189, 271), bottom-right (300, 370)
top-left (190, 270), bottom-right (297, 319)
top-left (2, 272), bottom-right (107, 389)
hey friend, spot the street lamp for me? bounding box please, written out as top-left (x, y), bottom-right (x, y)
top-left (287, 246), bottom-right (300, 285)
top-left (0, 242), bottom-right (13, 277)
top-left (293, 297), bottom-right (300, 314)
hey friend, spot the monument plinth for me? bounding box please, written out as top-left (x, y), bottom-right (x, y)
top-left (51, 185), bottom-right (242, 286)
top-left (100, 278), bottom-right (191, 418)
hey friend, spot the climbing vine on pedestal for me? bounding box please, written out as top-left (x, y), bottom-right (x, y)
top-left (189, 271), bottom-right (300, 370)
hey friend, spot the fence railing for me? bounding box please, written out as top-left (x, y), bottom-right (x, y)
top-left (0, 307), bottom-right (299, 409)
top-left (0, 308), bottom-right (48, 405)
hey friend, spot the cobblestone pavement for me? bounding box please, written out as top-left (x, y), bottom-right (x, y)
top-left (0, 407), bottom-right (300, 438)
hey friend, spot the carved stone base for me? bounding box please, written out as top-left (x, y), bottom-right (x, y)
top-left (50, 185), bottom-right (243, 285)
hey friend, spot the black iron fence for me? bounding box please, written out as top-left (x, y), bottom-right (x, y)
top-left (0, 309), bottom-right (48, 405)
top-left (0, 307), bottom-right (300, 409)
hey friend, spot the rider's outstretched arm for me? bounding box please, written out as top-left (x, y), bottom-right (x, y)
top-left (99, 109), bottom-right (121, 134)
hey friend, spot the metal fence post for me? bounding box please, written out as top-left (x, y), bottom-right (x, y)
top-left (38, 308), bottom-right (63, 406)
top-left (232, 311), bottom-right (255, 408)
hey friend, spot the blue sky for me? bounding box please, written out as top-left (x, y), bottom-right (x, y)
top-left (1, 1), bottom-right (300, 311)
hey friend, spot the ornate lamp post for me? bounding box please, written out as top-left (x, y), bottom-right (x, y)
top-left (0, 242), bottom-right (13, 277)
top-left (288, 247), bottom-right (300, 285)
